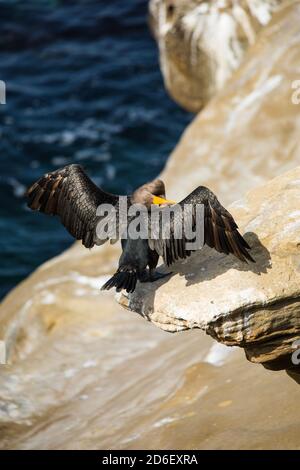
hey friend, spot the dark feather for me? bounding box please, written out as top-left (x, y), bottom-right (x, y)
top-left (27, 164), bottom-right (130, 248)
top-left (149, 186), bottom-right (254, 266)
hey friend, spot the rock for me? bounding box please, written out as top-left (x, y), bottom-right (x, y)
top-left (119, 167), bottom-right (300, 375)
top-left (149, 0), bottom-right (283, 111)
top-left (3, 232), bottom-right (299, 450)
top-left (1, 0), bottom-right (300, 451)
top-left (162, 0), bottom-right (300, 204)
top-left (0, 241), bottom-right (120, 363)
top-left (0, 241), bottom-right (299, 448)
top-left (1, 329), bottom-right (300, 449)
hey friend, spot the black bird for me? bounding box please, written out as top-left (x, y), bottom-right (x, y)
top-left (27, 164), bottom-right (254, 293)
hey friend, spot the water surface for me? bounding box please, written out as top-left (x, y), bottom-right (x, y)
top-left (0, 0), bottom-right (191, 298)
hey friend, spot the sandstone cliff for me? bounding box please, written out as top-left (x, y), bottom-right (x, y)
top-left (161, 0), bottom-right (300, 203)
top-left (0, 0), bottom-right (300, 450)
top-left (149, 0), bottom-right (286, 111)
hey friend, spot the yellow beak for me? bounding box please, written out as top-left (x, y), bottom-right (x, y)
top-left (152, 195), bottom-right (177, 206)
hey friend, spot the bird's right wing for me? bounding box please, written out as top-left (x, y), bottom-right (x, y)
top-left (27, 164), bottom-right (130, 248)
top-left (148, 186), bottom-right (254, 266)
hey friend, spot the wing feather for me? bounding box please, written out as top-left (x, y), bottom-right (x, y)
top-left (149, 186), bottom-right (254, 266)
top-left (27, 164), bottom-right (130, 248)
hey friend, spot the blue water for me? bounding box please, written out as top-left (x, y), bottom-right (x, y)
top-left (0, 0), bottom-right (191, 299)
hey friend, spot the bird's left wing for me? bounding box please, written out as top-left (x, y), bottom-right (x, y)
top-left (148, 186), bottom-right (254, 266)
top-left (27, 164), bottom-right (130, 248)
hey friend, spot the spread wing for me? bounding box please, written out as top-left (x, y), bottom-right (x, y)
top-left (149, 186), bottom-right (254, 266)
top-left (27, 164), bottom-right (130, 248)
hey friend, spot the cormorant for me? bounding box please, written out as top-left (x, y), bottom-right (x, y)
top-left (27, 164), bottom-right (254, 293)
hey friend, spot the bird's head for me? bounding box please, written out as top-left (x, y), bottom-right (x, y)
top-left (132, 179), bottom-right (176, 209)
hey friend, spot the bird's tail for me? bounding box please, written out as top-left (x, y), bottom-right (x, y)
top-left (101, 265), bottom-right (138, 294)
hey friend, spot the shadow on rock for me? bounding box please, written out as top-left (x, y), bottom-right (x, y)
top-left (172, 232), bottom-right (271, 287)
top-left (131, 232), bottom-right (271, 320)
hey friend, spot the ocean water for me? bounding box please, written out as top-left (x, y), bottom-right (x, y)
top-left (0, 0), bottom-right (191, 299)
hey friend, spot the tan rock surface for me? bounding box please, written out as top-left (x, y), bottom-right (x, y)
top-left (149, 0), bottom-right (284, 111)
top-left (120, 168), bottom-right (300, 372)
top-left (1, 0), bottom-right (300, 451)
top-left (1, 337), bottom-right (300, 450)
top-left (1, 164), bottom-right (299, 448)
top-left (2, 235), bottom-right (298, 450)
top-left (162, 1), bottom-right (300, 204)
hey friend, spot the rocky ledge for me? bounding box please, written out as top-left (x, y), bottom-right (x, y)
top-left (119, 167), bottom-right (300, 377)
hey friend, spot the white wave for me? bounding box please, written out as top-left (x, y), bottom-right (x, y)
top-left (7, 177), bottom-right (26, 198)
